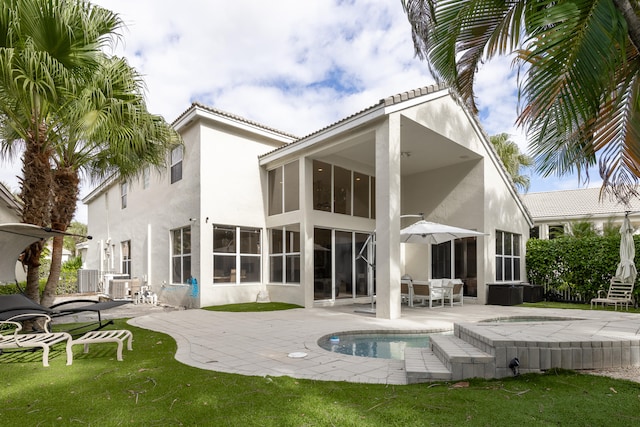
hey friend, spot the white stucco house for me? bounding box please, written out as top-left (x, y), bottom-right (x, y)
top-left (523, 188), bottom-right (640, 239)
top-left (82, 84), bottom-right (532, 319)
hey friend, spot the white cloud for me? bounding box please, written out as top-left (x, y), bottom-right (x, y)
top-left (2, 0), bottom-right (592, 222)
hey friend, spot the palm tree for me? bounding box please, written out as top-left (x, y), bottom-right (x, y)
top-left (402, 0), bottom-right (640, 205)
top-left (490, 133), bottom-right (533, 192)
top-left (41, 56), bottom-right (180, 307)
top-left (0, 0), bottom-right (120, 302)
top-left (0, 0), bottom-right (180, 304)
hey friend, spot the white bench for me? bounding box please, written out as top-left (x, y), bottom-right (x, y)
top-left (590, 279), bottom-right (635, 310)
top-left (71, 329), bottom-right (133, 363)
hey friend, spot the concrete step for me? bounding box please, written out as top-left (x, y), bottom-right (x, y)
top-left (430, 334), bottom-right (495, 380)
top-left (404, 347), bottom-right (452, 384)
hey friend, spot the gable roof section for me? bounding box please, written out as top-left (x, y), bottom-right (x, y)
top-left (83, 102), bottom-right (299, 204)
top-left (257, 83), bottom-right (532, 227)
top-left (259, 83), bottom-right (449, 161)
top-left (522, 188), bottom-right (640, 221)
top-left (173, 102), bottom-right (299, 144)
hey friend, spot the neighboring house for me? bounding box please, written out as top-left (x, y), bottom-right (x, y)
top-left (0, 182), bottom-right (21, 223)
top-left (0, 182), bottom-right (24, 283)
top-left (43, 241), bottom-right (73, 264)
top-left (82, 84), bottom-right (532, 319)
top-left (522, 188), bottom-right (640, 238)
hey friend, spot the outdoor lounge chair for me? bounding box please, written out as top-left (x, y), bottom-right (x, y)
top-left (0, 294), bottom-right (129, 331)
top-left (0, 313), bottom-right (73, 366)
top-left (590, 278), bottom-right (635, 310)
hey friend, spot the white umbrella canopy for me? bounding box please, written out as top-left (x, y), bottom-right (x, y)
top-left (0, 223), bottom-right (79, 284)
top-left (400, 220), bottom-right (487, 245)
top-left (614, 215), bottom-right (637, 283)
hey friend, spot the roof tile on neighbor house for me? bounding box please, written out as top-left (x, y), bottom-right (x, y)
top-left (522, 187), bottom-right (640, 219)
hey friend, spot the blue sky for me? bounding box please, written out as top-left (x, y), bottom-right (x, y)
top-left (0, 0), bottom-right (599, 222)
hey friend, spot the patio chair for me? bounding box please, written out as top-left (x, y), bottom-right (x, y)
top-left (444, 279), bottom-right (464, 306)
top-left (0, 313), bottom-right (73, 367)
top-left (590, 278), bottom-right (635, 310)
top-left (411, 280), bottom-right (444, 308)
top-left (400, 276), bottom-right (414, 306)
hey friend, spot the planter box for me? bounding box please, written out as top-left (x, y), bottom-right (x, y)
top-left (522, 283), bottom-right (544, 303)
top-left (487, 283), bottom-right (523, 306)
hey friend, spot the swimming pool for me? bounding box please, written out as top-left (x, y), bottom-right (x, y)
top-left (317, 330), bottom-right (452, 360)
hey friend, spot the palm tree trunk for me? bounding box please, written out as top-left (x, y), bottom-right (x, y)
top-left (20, 119), bottom-right (53, 303)
top-left (613, 0), bottom-right (640, 53)
top-left (41, 167), bottom-right (79, 308)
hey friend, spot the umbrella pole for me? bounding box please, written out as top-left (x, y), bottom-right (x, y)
top-left (355, 233), bottom-right (376, 315)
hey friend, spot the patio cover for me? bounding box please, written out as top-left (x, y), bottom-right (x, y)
top-left (400, 220), bottom-right (487, 245)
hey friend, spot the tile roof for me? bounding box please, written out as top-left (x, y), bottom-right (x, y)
top-left (173, 102), bottom-right (300, 140)
top-left (522, 187), bottom-right (640, 219)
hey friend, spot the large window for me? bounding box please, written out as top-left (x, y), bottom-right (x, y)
top-left (333, 166), bottom-right (351, 215)
top-left (172, 227), bottom-right (191, 284)
top-left (269, 228), bottom-right (300, 283)
top-left (268, 161), bottom-right (299, 215)
top-left (121, 240), bottom-right (131, 277)
top-left (213, 225), bottom-right (261, 283)
top-left (313, 161), bottom-right (332, 212)
top-left (170, 146), bottom-right (183, 184)
top-left (312, 160), bottom-right (375, 218)
top-left (432, 241), bottom-right (452, 279)
top-left (496, 230), bottom-right (521, 281)
top-left (313, 228), bottom-right (374, 300)
top-left (353, 172), bottom-right (369, 218)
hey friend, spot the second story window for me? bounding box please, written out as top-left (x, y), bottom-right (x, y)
top-left (171, 146), bottom-right (183, 184)
top-left (121, 182), bottom-right (128, 209)
top-left (268, 161), bottom-right (299, 215)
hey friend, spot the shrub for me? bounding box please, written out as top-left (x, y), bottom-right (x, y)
top-left (526, 235), bottom-right (638, 301)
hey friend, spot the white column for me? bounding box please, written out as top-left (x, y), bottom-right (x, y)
top-left (301, 158), bottom-right (315, 308)
top-left (375, 115), bottom-right (402, 319)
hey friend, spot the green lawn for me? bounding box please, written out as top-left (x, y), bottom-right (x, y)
top-left (1, 311), bottom-right (639, 426)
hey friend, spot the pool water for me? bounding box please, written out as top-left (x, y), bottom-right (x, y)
top-left (318, 331), bottom-right (452, 360)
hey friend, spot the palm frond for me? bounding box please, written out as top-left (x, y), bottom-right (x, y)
top-left (403, 0), bottom-right (528, 113)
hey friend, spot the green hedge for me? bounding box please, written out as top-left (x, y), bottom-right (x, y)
top-left (526, 235), bottom-right (639, 301)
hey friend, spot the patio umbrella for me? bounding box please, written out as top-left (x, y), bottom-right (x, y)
top-left (400, 220), bottom-right (487, 245)
top-left (0, 223), bottom-right (90, 284)
top-left (614, 214), bottom-right (637, 284)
